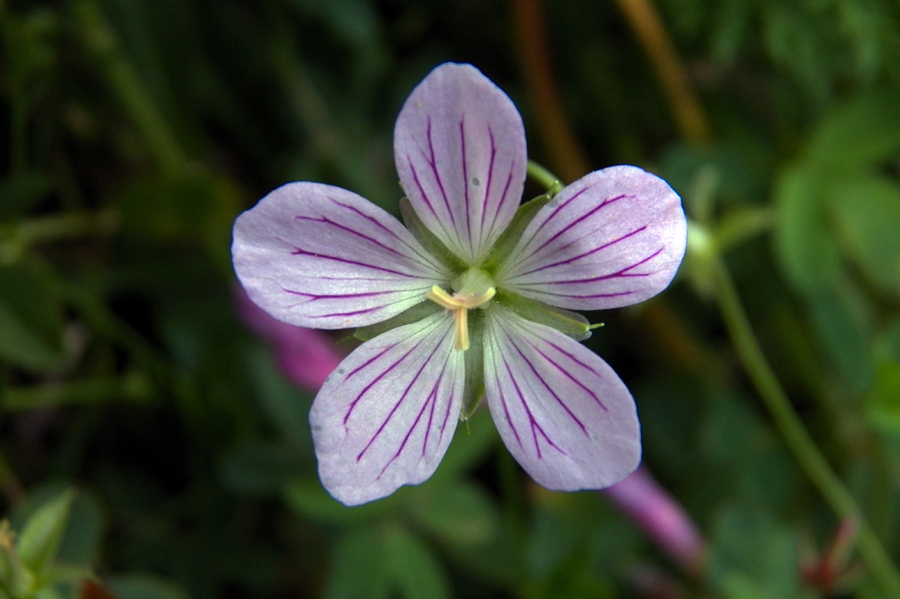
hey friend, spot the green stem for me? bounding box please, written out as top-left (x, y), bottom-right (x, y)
top-left (711, 257), bottom-right (900, 596)
top-left (526, 160), bottom-right (559, 192)
top-left (74, 0), bottom-right (187, 174)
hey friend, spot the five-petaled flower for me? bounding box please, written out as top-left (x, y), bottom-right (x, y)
top-left (232, 63), bottom-right (687, 506)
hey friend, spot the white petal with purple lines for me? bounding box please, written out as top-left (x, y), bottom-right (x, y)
top-left (309, 312), bottom-right (464, 505)
top-left (483, 307), bottom-right (641, 490)
top-left (496, 166), bottom-right (686, 311)
top-left (232, 182), bottom-right (449, 329)
top-left (394, 63), bottom-right (527, 264)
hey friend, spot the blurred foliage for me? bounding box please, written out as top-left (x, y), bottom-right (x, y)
top-left (1, 0), bottom-right (900, 598)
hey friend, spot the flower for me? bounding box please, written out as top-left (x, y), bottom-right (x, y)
top-left (232, 63), bottom-right (686, 506)
top-left (235, 286), bottom-right (343, 392)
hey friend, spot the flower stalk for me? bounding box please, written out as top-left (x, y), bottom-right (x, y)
top-left (708, 251), bottom-right (900, 597)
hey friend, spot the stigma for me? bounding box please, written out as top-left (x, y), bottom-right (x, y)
top-left (427, 269), bottom-right (496, 351)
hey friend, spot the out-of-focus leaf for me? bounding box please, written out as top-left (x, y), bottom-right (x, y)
top-left (220, 442), bottom-right (304, 495)
top-left (805, 91), bottom-right (900, 169)
top-left (282, 479), bottom-right (395, 524)
top-left (384, 525), bottom-right (451, 599)
top-left (429, 408), bottom-right (497, 479)
top-left (0, 263), bottom-right (65, 370)
top-left (866, 360), bottom-right (900, 434)
top-left (830, 176), bottom-right (900, 296)
top-left (105, 575), bottom-right (190, 599)
top-left (807, 284), bottom-right (875, 394)
top-left (324, 526), bottom-right (390, 599)
top-left (708, 503), bottom-right (805, 599)
top-left (408, 480), bottom-right (498, 549)
top-left (15, 489), bottom-right (75, 575)
top-left (56, 490), bottom-right (104, 567)
top-left (0, 171), bottom-right (52, 219)
top-left (772, 165), bottom-right (842, 293)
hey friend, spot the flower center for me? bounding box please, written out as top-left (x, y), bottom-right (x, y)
top-left (427, 268), bottom-right (496, 351)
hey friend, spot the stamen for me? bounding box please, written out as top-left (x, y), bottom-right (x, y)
top-left (426, 283), bottom-right (495, 351)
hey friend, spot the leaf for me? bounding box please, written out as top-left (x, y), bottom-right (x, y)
top-left (806, 91), bottom-right (900, 169)
top-left (282, 479), bottom-right (396, 524)
top-left (408, 480), bottom-right (499, 549)
top-left (15, 489), bottom-right (75, 575)
top-left (384, 526), bottom-right (451, 599)
top-left (219, 442), bottom-right (304, 495)
top-left (708, 503), bottom-right (803, 599)
top-left (105, 574), bottom-right (190, 599)
top-left (772, 165), bottom-right (842, 293)
top-left (829, 176), bottom-right (900, 296)
top-left (0, 171), bottom-right (52, 219)
top-left (866, 359), bottom-right (900, 434)
top-left (324, 526), bottom-right (391, 599)
top-left (0, 264), bottom-right (65, 370)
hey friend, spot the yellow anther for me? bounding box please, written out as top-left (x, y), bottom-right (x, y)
top-left (427, 284), bottom-right (495, 351)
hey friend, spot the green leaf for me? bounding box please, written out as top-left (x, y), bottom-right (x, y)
top-left (15, 489), bottom-right (75, 576)
top-left (324, 526), bottom-right (391, 599)
top-left (772, 165), bottom-right (842, 293)
top-left (282, 479), bottom-right (396, 524)
top-left (829, 176), bottom-right (900, 296)
top-left (806, 91), bottom-right (900, 169)
top-left (220, 442), bottom-right (304, 495)
top-left (105, 574), bottom-right (190, 599)
top-left (708, 503), bottom-right (804, 599)
top-left (409, 481), bottom-right (499, 549)
top-left (0, 171), bottom-right (52, 220)
top-left (0, 264), bottom-right (65, 371)
top-left (384, 526), bottom-right (451, 599)
top-left (866, 359), bottom-right (900, 434)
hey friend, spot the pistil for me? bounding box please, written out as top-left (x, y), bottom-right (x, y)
top-left (427, 269), bottom-right (496, 351)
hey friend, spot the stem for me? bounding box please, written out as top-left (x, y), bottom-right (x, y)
top-left (614, 0), bottom-right (712, 144)
top-left (526, 160), bottom-right (559, 191)
top-left (711, 257), bottom-right (900, 596)
top-left (509, 0), bottom-right (590, 183)
top-left (74, 0), bottom-right (187, 174)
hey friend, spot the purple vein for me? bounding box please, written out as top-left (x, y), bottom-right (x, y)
top-left (479, 127), bottom-right (497, 234)
top-left (515, 225), bottom-right (649, 278)
top-left (282, 288), bottom-right (392, 301)
top-left (484, 162), bottom-right (516, 248)
top-left (325, 198), bottom-right (440, 268)
top-left (510, 342), bottom-right (588, 434)
top-left (460, 118), bottom-right (473, 257)
top-left (487, 330), bottom-right (522, 449)
top-left (424, 117), bottom-right (457, 231)
top-left (527, 247), bottom-right (665, 286)
top-left (358, 330), bottom-right (445, 462)
top-left (342, 319), bottom-right (440, 425)
top-left (522, 193), bottom-right (631, 259)
top-left (501, 355), bottom-right (565, 459)
top-left (290, 247), bottom-right (417, 278)
top-left (407, 158), bottom-right (439, 219)
top-left (518, 333), bottom-right (608, 412)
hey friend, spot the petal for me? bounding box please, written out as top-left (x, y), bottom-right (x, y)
top-left (394, 63), bottom-right (527, 265)
top-left (309, 312), bottom-right (465, 505)
top-left (496, 166), bottom-right (686, 310)
top-left (483, 306), bottom-right (641, 490)
top-left (232, 182), bottom-right (449, 329)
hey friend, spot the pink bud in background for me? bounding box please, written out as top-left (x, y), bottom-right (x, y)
top-left (235, 287), bottom-right (343, 391)
top-left (604, 466), bottom-right (706, 575)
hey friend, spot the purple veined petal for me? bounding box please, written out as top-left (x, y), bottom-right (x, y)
top-left (483, 306), bottom-right (641, 491)
top-left (394, 63), bottom-right (527, 265)
top-left (232, 182), bottom-right (450, 329)
top-left (496, 166), bottom-right (687, 310)
top-left (309, 311), bottom-right (465, 505)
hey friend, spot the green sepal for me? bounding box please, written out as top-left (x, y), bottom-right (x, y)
top-left (399, 198), bottom-right (467, 273)
top-left (353, 300), bottom-right (442, 342)
top-left (460, 309), bottom-right (485, 420)
top-left (482, 194), bottom-right (551, 273)
top-left (494, 290), bottom-right (592, 340)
